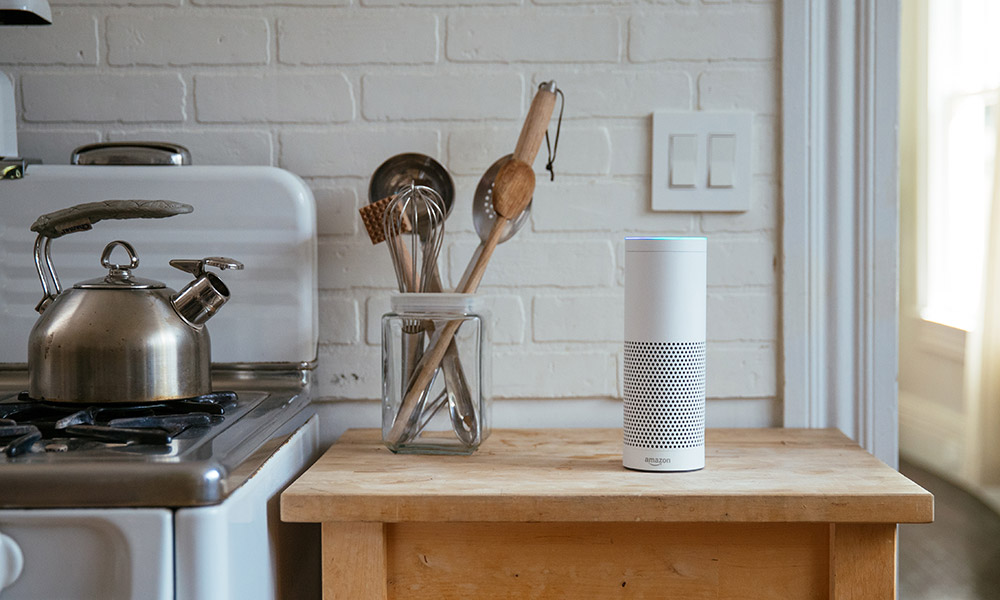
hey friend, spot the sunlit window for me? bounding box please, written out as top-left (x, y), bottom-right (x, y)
top-left (922, 0), bottom-right (1000, 331)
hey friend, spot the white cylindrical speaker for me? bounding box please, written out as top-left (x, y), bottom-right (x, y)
top-left (623, 236), bottom-right (706, 472)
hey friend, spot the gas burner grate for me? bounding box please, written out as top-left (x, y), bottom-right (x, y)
top-left (0, 391), bottom-right (237, 457)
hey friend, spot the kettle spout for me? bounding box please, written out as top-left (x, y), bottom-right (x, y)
top-left (169, 257), bottom-right (244, 326)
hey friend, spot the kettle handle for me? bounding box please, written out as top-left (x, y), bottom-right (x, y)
top-left (30, 199), bottom-right (193, 239)
top-left (31, 199), bottom-right (194, 313)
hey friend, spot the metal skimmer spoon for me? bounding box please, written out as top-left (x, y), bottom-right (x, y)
top-left (455, 155), bottom-right (532, 291)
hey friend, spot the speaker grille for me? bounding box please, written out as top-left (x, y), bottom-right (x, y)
top-left (623, 341), bottom-right (706, 449)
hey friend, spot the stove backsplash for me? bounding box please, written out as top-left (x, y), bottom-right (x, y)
top-left (0, 165), bottom-right (318, 367)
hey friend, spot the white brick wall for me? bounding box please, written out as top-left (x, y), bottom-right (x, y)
top-left (196, 73), bottom-right (354, 122)
top-left (447, 14), bottom-right (621, 63)
top-left (107, 15), bottom-right (270, 66)
top-left (278, 14), bottom-right (438, 65)
top-left (0, 14), bottom-right (97, 65)
top-left (362, 72), bottom-right (523, 121)
top-left (4, 0), bottom-right (782, 433)
top-left (629, 7), bottom-right (777, 62)
top-left (22, 72), bottom-right (186, 122)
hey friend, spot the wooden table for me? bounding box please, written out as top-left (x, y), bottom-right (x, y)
top-left (281, 428), bottom-right (933, 599)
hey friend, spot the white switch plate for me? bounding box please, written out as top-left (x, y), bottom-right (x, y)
top-left (651, 111), bottom-right (752, 212)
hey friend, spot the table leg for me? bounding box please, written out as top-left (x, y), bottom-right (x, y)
top-left (829, 523), bottom-right (897, 600)
top-left (322, 522), bottom-right (387, 600)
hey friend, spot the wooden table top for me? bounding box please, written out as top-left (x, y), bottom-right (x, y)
top-left (280, 428), bottom-right (933, 525)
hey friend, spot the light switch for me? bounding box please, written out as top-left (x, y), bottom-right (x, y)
top-left (708, 134), bottom-right (736, 188)
top-left (651, 111), bottom-right (752, 212)
top-left (669, 134), bottom-right (697, 188)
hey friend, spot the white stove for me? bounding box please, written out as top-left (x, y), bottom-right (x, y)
top-left (0, 148), bottom-right (321, 599)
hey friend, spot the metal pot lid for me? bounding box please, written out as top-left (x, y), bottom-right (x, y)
top-left (73, 240), bottom-right (165, 290)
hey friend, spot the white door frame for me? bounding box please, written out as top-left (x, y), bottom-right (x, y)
top-left (782, 0), bottom-right (900, 467)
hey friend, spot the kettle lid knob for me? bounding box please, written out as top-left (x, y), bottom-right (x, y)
top-left (73, 240), bottom-right (165, 290)
top-left (101, 239), bottom-right (140, 273)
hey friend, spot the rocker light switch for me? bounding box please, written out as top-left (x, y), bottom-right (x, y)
top-left (708, 134), bottom-right (736, 188)
top-left (651, 111), bottom-right (752, 212)
top-left (669, 135), bottom-right (697, 188)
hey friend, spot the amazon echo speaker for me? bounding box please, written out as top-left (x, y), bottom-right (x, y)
top-left (623, 236), bottom-right (706, 472)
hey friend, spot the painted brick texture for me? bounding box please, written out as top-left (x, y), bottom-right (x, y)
top-left (107, 15), bottom-right (270, 66)
top-left (447, 14), bottom-right (620, 63)
top-left (3, 2), bottom-right (781, 423)
top-left (0, 13), bottom-right (98, 65)
top-left (278, 15), bottom-right (438, 65)
top-left (195, 74), bottom-right (354, 122)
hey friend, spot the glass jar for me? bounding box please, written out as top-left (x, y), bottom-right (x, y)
top-left (381, 293), bottom-right (491, 454)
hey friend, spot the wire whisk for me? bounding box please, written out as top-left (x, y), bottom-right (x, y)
top-left (382, 183), bottom-right (445, 294)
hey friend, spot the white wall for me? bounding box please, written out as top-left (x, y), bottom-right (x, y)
top-left (1, 0), bottom-right (781, 436)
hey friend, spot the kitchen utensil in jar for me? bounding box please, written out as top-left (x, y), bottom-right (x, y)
top-left (359, 152), bottom-right (455, 292)
top-left (468, 80), bottom-right (565, 245)
top-left (368, 153), bottom-right (455, 221)
top-left (380, 184), bottom-right (444, 439)
top-left (27, 199), bottom-right (243, 404)
top-left (453, 154), bottom-right (533, 290)
top-left (362, 153), bottom-right (453, 293)
top-left (361, 155), bottom-right (479, 445)
top-left (474, 154), bottom-right (531, 244)
top-left (387, 81), bottom-right (559, 443)
top-left (456, 81), bottom-right (561, 290)
top-left (378, 185), bottom-right (480, 446)
top-left (382, 183), bottom-right (445, 294)
top-left (458, 79), bottom-right (558, 292)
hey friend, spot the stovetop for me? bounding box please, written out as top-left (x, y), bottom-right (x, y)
top-left (0, 370), bottom-right (314, 509)
top-left (0, 390), bottom-right (239, 457)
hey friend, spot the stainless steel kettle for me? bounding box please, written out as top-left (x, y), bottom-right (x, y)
top-left (26, 199), bottom-right (243, 404)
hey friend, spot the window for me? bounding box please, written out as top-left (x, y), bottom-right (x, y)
top-left (921, 0), bottom-right (1000, 331)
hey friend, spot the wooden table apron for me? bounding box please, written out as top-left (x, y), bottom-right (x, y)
top-left (281, 428), bottom-right (933, 600)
